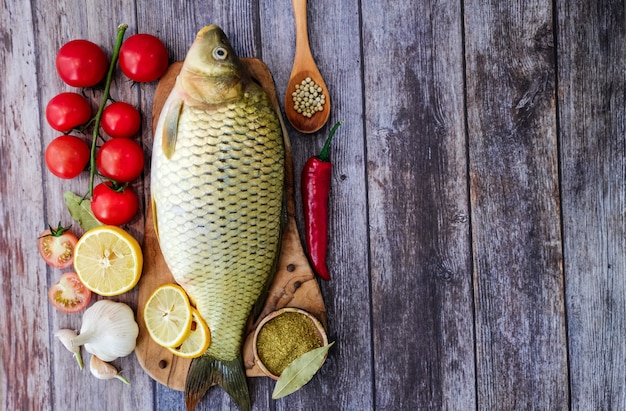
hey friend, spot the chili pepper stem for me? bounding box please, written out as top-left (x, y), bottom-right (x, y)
top-left (317, 121), bottom-right (343, 162)
top-left (88, 24), bottom-right (128, 198)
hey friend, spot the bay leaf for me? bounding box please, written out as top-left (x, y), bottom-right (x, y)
top-left (272, 341), bottom-right (334, 400)
top-left (63, 191), bottom-right (103, 231)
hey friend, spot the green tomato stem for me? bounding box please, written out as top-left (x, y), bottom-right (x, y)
top-left (88, 23), bottom-right (128, 198)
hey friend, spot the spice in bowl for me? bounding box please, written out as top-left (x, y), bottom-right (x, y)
top-left (292, 77), bottom-right (326, 118)
top-left (254, 308), bottom-right (327, 379)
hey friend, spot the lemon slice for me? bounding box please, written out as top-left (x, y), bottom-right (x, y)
top-left (144, 284), bottom-right (193, 348)
top-left (73, 225), bottom-right (143, 296)
top-left (167, 307), bottom-right (211, 358)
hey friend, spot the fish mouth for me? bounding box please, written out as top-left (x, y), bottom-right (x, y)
top-left (196, 24), bottom-right (224, 40)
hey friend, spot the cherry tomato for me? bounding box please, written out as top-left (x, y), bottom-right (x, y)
top-left (46, 92), bottom-right (92, 132)
top-left (91, 182), bottom-right (139, 226)
top-left (56, 39), bottom-right (108, 87)
top-left (96, 138), bottom-right (144, 183)
top-left (48, 272), bottom-right (92, 313)
top-left (119, 34), bottom-right (168, 82)
top-left (101, 102), bottom-right (141, 138)
top-left (45, 135), bottom-right (90, 179)
top-left (37, 223), bottom-right (78, 269)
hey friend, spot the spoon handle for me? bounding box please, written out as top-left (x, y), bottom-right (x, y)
top-left (292, 0), bottom-right (314, 63)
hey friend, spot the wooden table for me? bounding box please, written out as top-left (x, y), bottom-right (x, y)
top-left (1, 1), bottom-right (624, 410)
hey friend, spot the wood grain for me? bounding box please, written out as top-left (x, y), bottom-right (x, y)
top-left (464, 1), bottom-right (568, 409)
top-left (362, 1), bottom-right (476, 409)
top-left (3, 0), bottom-right (626, 410)
top-left (0, 1), bottom-right (51, 409)
top-left (556, 0), bottom-right (626, 409)
top-left (134, 59), bottom-right (327, 391)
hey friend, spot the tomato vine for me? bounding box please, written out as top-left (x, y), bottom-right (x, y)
top-left (88, 23), bottom-right (128, 197)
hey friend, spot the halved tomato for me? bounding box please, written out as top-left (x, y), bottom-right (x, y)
top-left (38, 224), bottom-right (78, 269)
top-left (48, 272), bottom-right (92, 313)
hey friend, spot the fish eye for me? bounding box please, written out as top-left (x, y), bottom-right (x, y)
top-left (212, 47), bottom-right (228, 60)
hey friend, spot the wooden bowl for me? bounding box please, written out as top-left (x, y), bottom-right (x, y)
top-left (252, 307), bottom-right (328, 380)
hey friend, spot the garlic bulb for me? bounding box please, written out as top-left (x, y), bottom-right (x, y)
top-left (72, 300), bottom-right (139, 362)
top-left (89, 354), bottom-right (130, 385)
top-left (54, 329), bottom-right (84, 369)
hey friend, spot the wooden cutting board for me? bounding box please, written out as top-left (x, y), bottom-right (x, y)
top-left (134, 59), bottom-right (327, 391)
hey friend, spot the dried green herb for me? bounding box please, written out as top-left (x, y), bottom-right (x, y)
top-left (64, 191), bottom-right (103, 231)
top-left (256, 312), bottom-right (323, 376)
top-left (272, 342), bottom-right (334, 399)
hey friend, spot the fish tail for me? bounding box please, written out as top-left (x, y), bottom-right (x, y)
top-left (185, 354), bottom-right (250, 411)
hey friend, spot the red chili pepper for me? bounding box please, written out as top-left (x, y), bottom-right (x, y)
top-left (302, 121), bottom-right (342, 281)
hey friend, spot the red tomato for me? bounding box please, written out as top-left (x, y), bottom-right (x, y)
top-left (91, 182), bottom-right (139, 226)
top-left (56, 39), bottom-right (108, 87)
top-left (101, 102), bottom-right (141, 138)
top-left (96, 138), bottom-right (144, 183)
top-left (37, 224), bottom-right (78, 269)
top-left (119, 34), bottom-right (168, 82)
top-left (46, 92), bottom-right (92, 132)
top-left (48, 272), bottom-right (92, 313)
top-left (45, 135), bottom-right (91, 179)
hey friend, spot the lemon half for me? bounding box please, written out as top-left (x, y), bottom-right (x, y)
top-left (73, 225), bottom-right (143, 296)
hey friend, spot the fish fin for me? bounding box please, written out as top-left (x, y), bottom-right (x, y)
top-left (162, 95), bottom-right (183, 159)
top-left (185, 355), bottom-right (250, 411)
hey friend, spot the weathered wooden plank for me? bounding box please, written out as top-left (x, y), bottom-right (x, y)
top-left (27, 1), bottom-right (153, 410)
top-left (464, 1), bottom-right (568, 409)
top-left (0, 1), bottom-right (52, 409)
top-left (261, 0), bottom-right (374, 410)
top-left (362, 1), bottom-right (475, 409)
top-left (556, 1), bottom-right (626, 409)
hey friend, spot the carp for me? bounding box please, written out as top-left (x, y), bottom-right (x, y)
top-left (151, 24), bottom-right (285, 410)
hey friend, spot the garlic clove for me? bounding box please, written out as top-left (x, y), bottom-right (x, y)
top-left (89, 355), bottom-right (130, 385)
top-left (54, 329), bottom-right (84, 370)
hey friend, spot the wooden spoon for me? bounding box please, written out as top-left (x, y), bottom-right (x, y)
top-left (284, 0), bottom-right (331, 134)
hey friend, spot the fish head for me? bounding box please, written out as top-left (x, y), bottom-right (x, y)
top-left (178, 24), bottom-right (248, 106)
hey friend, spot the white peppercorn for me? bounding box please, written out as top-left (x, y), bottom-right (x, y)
top-left (292, 77), bottom-right (326, 118)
